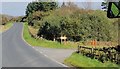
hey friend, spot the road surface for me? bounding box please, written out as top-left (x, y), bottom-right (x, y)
top-left (2, 23), bottom-right (65, 67)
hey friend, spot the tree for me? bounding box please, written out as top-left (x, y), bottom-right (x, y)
top-left (61, 2), bottom-right (66, 7)
top-left (37, 21), bottom-right (60, 40)
top-left (81, 2), bottom-right (92, 9)
top-left (26, 2), bottom-right (58, 26)
top-left (27, 11), bottom-right (49, 26)
top-left (26, 2), bottom-right (58, 16)
top-left (60, 17), bottom-right (82, 41)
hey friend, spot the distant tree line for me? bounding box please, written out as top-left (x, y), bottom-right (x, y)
top-left (1, 16), bottom-right (9, 25)
top-left (0, 14), bottom-right (26, 25)
top-left (1, 15), bottom-right (13, 25)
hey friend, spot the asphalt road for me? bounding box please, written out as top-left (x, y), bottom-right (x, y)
top-left (2, 23), bottom-right (65, 67)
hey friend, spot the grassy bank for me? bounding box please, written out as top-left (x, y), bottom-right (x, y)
top-left (23, 23), bottom-right (78, 49)
top-left (64, 53), bottom-right (119, 68)
top-left (0, 22), bottom-right (13, 32)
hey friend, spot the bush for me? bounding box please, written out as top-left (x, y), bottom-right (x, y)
top-left (37, 9), bottom-right (118, 42)
top-left (26, 4), bottom-right (118, 42)
top-left (1, 16), bottom-right (8, 25)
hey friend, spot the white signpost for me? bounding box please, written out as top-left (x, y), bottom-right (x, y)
top-left (60, 36), bottom-right (67, 43)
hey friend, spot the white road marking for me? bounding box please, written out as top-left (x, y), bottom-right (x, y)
top-left (21, 24), bottom-right (68, 67)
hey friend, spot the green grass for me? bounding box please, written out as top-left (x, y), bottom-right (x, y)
top-left (23, 23), bottom-right (78, 49)
top-left (64, 53), bottom-right (119, 68)
top-left (23, 23), bottom-right (118, 49)
top-left (6, 22), bottom-right (13, 28)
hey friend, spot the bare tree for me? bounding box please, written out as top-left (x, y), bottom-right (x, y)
top-left (82, 0), bottom-right (92, 9)
top-left (61, 2), bottom-right (66, 7)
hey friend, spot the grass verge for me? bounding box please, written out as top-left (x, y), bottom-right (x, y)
top-left (23, 23), bottom-right (118, 49)
top-left (0, 22), bottom-right (13, 32)
top-left (23, 23), bottom-right (77, 49)
top-left (64, 52), bottom-right (120, 68)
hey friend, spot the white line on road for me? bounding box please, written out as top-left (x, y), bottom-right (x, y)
top-left (21, 24), bottom-right (68, 67)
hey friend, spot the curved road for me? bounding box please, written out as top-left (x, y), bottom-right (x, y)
top-left (2, 23), bottom-right (64, 67)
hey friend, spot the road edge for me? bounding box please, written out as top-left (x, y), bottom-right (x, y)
top-left (21, 23), bottom-right (68, 67)
top-left (1, 23), bottom-right (14, 34)
top-left (1, 22), bottom-right (14, 68)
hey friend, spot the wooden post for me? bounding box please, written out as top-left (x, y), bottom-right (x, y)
top-left (53, 35), bottom-right (55, 42)
top-left (40, 35), bottom-right (43, 40)
top-left (91, 47), bottom-right (94, 58)
top-left (77, 45), bottom-right (80, 53)
top-left (61, 39), bottom-right (62, 43)
top-left (91, 39), bottom-right (97, 47)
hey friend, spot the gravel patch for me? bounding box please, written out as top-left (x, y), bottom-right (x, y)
top-left (34, 46), bottom-right (76, 63)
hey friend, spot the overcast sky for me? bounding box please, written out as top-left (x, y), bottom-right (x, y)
top-left (1, 2), bottom-right (29, 16)
top-left (1, 0), bottom-right (103, 16)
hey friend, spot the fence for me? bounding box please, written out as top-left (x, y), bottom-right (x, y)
top-left (84, 41), bottom-right (118, 47)
top-left (77, 45), bottom-right (120, 64)
top-left (28, 26), bottom-right (120, 64)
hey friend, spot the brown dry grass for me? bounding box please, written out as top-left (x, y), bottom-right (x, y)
top-left (28, 26), bottom-right (39, 36)
top-left (0, 23), bottom-right (13, 32)
top-left (0, 25), bottom-right (8, 32)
